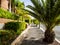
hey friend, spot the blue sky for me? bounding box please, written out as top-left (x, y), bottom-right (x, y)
top-left (20, 0), bottom-right (33, 6)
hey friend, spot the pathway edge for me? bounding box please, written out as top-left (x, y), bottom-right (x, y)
top-left (11, 26), bottom-right (31, 45)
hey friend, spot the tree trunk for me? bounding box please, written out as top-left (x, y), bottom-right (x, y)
top-left (43, 29), bottom-right (55, 44)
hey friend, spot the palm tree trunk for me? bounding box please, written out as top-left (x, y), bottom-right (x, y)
top-left (43, 29), bottom-right (55, 43)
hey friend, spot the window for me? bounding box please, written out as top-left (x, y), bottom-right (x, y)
top-left (0, 0), bottom-right (1, 7)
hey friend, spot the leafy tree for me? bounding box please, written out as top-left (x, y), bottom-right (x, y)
top-left (0, 8), bottom-right (18, 20)
top-left (25, 0), bottom-right (60, 43)
top-left (15, 0), bottom-right (29, 22)
top-left (24, 15), bottom-right (32, 24)
top-left (11, 0), bottom-right (31, 22)
top-left (11, 0), bottom-right (23, 12)
top-left (15, 0), bottom-right (24, 9)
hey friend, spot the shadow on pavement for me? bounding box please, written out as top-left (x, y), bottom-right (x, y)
top-left (20, 38), bottom-right (48, 45)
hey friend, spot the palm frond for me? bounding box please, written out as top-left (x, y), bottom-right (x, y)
top-left (52, 0), bottom-right (60, 18)
top-left (24, 8), bottom-right (44, 22)
top-left (31, 0), bottom-right (44, 15)
top-left (26, 0), bottom-right (60, 29)
top-left (41, 0), bottom-right (46, 7)
top-left (27, 5), bottom-right (40, 16)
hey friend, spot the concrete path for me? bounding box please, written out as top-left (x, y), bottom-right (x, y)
top-left (15, 27), bottom-right (45, 45)
top-left (11, 24), bottom-right (60, 45)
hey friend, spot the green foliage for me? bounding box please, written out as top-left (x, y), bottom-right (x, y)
top-left (33, 19), bottom-right (39, 25)
top-left (26, 0), bottom-right (60, 29)
top-left (25, 0), bottom-right (60, 43)
top-left (15, 0), bottom-right (30, 22)
top-left (24, 15), bottom-right (32, 24)
top-left (4, 22), bottom-right (27, 34)
top-left (1, 21), bottom-right (27, 44)
top-left (17, 22), bottom-right (27, 34)
top-left (19, 22), bottom-right (26, 30)
top-left (0, 30), bottom-right (16, 45)
top-left (4, 22), bottom-right (20, 32)
top-left (11, 0), bottom-right (24, 12)
top-left (12, 13), bottom-right (19, 20)
top-left (15, 0), bottom-right (24, 9)
top-left (0, 8), bottom-right (19, 20)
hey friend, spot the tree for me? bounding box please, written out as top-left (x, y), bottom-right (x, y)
top-left (15, 0), bottom-right (29, 22)
top-left (25, 0), bottom-right (60, 43)
top-left (16, 9), bottom-right (29, 21)
top-left (15, 0), bottom-right (24, 9)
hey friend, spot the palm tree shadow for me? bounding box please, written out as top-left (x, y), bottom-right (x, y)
top-left (20, 38), bottom-right (49, 45)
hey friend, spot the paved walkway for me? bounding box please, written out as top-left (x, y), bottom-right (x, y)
top-left (11, 25), bottom-right (60, 45)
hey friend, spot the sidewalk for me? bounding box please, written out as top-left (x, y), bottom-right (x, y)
top-left (11, 25), bottom-right (60, 45)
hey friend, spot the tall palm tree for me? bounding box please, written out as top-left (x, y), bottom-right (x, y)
top-left (25, 0), bottom-right (60, 43)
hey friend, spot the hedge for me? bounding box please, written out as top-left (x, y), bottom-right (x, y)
top-left (0, 22), bottom-right (27, 45)
top-left (4, 22), bottom-right (27, 34)
top-left (4, 22), bottom-right (20, 32)
top-left (17, 22), bottom-right (27, 34)
top-left (0, 30), bottom-right (16, 45)
top-left (0, 8), bottom-right (19, 20)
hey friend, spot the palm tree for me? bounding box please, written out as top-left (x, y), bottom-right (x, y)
top-left (25, 0), bottom-right (60, 43)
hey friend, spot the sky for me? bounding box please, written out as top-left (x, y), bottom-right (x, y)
top-left (20, 0), bottom-right (33, 6)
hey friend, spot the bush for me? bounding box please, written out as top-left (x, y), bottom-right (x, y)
top-left (0, 30), bottom-right (16, 45)
top-left (4, 22), bottom-right (20, 32)
top-left (17, 22), bottom-right (27, 34)
top-left (4, 22), bottom-right (27, 33)
top-left (19, 22), bottom-right (27, 30)
top-left (33, 19), bottom-right (39, 25)
top-left (0, 8), bottom-right (19, 20)
top-left (2, 22), bottom-right (27, 44)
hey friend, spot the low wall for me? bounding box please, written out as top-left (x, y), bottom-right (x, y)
top-left (11, 26), bottom-right (31, 45)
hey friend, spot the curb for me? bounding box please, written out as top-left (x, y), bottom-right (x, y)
top-left (40, 27), bottom-right (60, 43)
top-left (55, 38), bottom-right (60, 43)
top-left (11, 26), bottom-right (31, 45)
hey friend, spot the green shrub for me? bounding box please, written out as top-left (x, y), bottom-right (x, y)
top-left (2, 22), bottom-right (27, 44)
top-left (33, 19), bottom-right (39, 25)
top-left (0, 30), bottom-right (16, 45)
top-left (12, 14), bottom-right (19, 20)
top-left (19, 22), bottom-right (27, 30)
top-left (4, 22), bottom-right (20, 32)
top-left (4, 22), bottom-right (27, 33)
top-left (17, 22), bottom-right (27, 34)
top-left (0, 8), bottom-right (19, 20)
